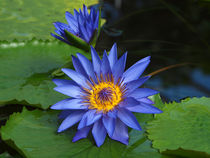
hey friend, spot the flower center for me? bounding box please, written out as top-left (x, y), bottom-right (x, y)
top-left (82, 75), bottom-right (126, 113)
top-left (98, 87), bottom-right (113, 104)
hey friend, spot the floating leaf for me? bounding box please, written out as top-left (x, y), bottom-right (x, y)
top-left (0, 153), bottom-right (21, 158)
top-left (0, 41), bottom-right (88, 109)
top-left (149, 94), bottom-right (165, 110)
top-left (1, 108), bottom-right (173, 158)
top-left (0, 0), bottom-right (98, 41)
top-left (0, 153), bottom-right (11, 158)
top-left (147, 97), bottom-right (210, 156)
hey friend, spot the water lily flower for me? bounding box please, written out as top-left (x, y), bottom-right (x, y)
top-left (51, 5), bottom-right (99, 48)
top-left (51, 43), bottom-right (162, 147)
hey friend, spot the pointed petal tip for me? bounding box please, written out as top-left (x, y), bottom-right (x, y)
top-left (65, 11), bottom-right (73, 16)
top-left (90, 46), bottom-right (96, 53)
top-left (72, 134), bottom-right (82, 142)
top-left (119, 138), bottom-right (129, 145)
top-left (57, 128), bottom-right (64, 133)
top-left (72, 138), bottom-right (77, 143)
top-left (50, 33), bottom-right (58, 38)
top-left (72, 136), bottom-right (82, 143)
top-left (96, 143), bottom-right (103, 147)
top-left (92, 120), bottom-right (107, 147)
top-left (76, 52), bottom-right (82, 57)
top-left (77, 121), bottom-right (85, 130)
top-left (50, 105), bottom-right (56, 110)
top-left (52, 79), bottom-right (58, 85)
top-left (155, 109), bottom-right (163, 114)
top-left (61, 68), bottom-right (68, 73)
top-left (53, 86), bottom-right (58, 91)
top-left (136, 126), bottom-right (142, 131)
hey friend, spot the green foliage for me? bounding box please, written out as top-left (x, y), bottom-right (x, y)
top-left (147, 97), bottom-right (210, 157)
top-left (149, 94), bottom-right (165, 109)
top-left (0, 153), bottom-right (22, 158)
top-left (0, 108), bottom-right (172, 158)
top-left (0, 41), bottom-right (89, 109)
top-left (64, 30), bottom-right (90, 52)
top-left (0, 153), bottom-right (12, 158)
top-left (0, 0), bottom-right (98, 41)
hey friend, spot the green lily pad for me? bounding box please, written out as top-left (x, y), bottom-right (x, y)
top-left (147, 97), bottom-right (210, 156)
top-left (0, 0), bottom-right (98, 41)
top-left (1, 108), bottom-right (173, 158)
top-left (0, 40), bottom-right (88, 109)
top-left (0, 153), bottom-right (22, 158)
top-left (0, 153), bottom-right (11, 158)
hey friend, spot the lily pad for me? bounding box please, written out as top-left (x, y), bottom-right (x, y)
top-left (0, 108), bottom-right (173, 158)
top-left (147, 97), bottom-right (210, 156)
top-left (0, 0), bottom-right (98, 41)
top-left (0, 41), bottom-right (87, 109)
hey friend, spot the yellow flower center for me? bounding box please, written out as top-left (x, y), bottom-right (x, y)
top-left (82, 75), bottom-right (126, 113)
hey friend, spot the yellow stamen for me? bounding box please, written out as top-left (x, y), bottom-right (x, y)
top-left (82, 75), bottom-right (124, 113)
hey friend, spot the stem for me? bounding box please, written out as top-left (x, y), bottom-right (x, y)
top-left (147, 63), bottom-right (189, 76)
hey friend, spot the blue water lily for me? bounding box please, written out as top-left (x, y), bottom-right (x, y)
top-left (51, 43), bottom-right (162, 147)
top-left (51, 5), bottom-right (99, 44)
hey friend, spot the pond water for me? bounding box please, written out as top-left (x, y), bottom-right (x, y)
top-left (95, 0), bottom-right (210, 102)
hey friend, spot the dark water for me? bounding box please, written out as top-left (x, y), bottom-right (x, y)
top-left (94, 0), bottom-right (210, 102)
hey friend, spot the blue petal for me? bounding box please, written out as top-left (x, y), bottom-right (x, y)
top-left (76, 53), bottom-right (97, 82)
top-left (90, 9), bottom-right (95, 22)
top-left (78, 13), bottom-right (85, 26)
top-left (119, 97), bottom-right (139, 108)
top-left (138, 98), bottom-right (154, 104)
top-left (107, 109), bottom-right (117, 118)
top-left (125, 76), bottom-right (150, 95)
top-left (102, 115), bottom-right (116, 136)
top-left (86, 111), bottom-right (102, 126)
top-left (72, 55), bottom-right (88, 78)
top-left (129, 88), bottom-right (159, 99)
top-left (83, 5), bottom-right (89, 18)
top-left (78, 110), bottom-right (102, 129)
top-left (58, 110), bottom-right (72, 119)
top-left (91, 46), bottom-right (101, 76)
top-left (92, 119), bottom-right (107, 147)
top-left (52, 79), bottom-right (77, 86)
top-left (51, 98), bottom-right (87, 110)
top-left (54, 22), bottom-right (74, 34)
top-left (78, 24), bottom-right (89, 42)
top-left (122, 57), bottom-right (150, 83)
top-left (51, 33), bottom-right (70, 44)
top-left (84, 24), bottom-right (92, 40)
top-left (77, 115), bottom-right (87, 129)
top-left (72, 126), bottom-right (92, 142)
top-left (86, 22), bottom-right (94, 36)
top-left (110, 118), bottom-right (128, 145)
top-left (65, 11), bottom-right (78, 33)
top-left (132, 56), bottom-right (151, 67)
top-left (93, 11), bottom-right (99, 28)
top-left (108, 43), bottom-right (118, 69)
top-left (112, 52), bottom-right (127, 82)
top-left (58, 111), bottom-right (85, 132)
top-left (62, 68), bottom-right (90, 89)
top-left (54, 29), bottom-right (62, 36)
top-left (126, 102), bottom-right (163, 114)
top-left (117, 108), bottom-right (141, 130)
top-left (54, 85), bottom-right (82, 98)
top-left (74, 9), bottom-right (79, 20)
top-left (101, 51), bottom-right (111, 77)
